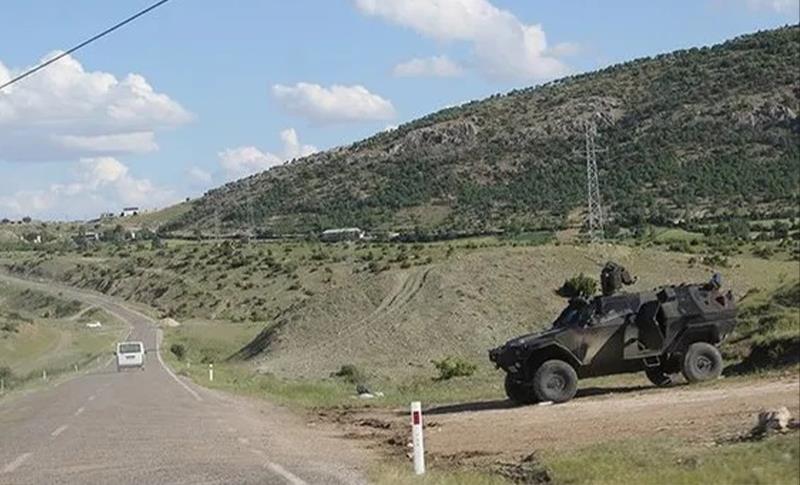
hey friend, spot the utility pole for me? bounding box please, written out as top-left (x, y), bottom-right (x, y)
top-left (585, 120), bottom-right (604, 243)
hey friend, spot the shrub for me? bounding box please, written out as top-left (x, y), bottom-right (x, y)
top-left (773, 282), bottom-right (800, 308)
top-left (701, 253), bottom-right (729, 268)
top-left (431, 356), bottom-right (477, 380)
top-left (556, 273), bottom-right (598, 298)
top-left (170, 343), bottom-right (186, 361)
top-left (0, 366), bottom-right (13, 384)
top-left (753, 245), bottom-right (774, 259)
top-left (331, 364), bottom-right (366, 384)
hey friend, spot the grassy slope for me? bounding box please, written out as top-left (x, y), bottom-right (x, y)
top-left (0, 282), bottom-right (124, 387)
top-left (8, 237), bottom-right (795, 414)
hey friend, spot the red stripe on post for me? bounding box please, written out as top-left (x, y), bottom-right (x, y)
top-left (412, 410), bottom-right (421, 425)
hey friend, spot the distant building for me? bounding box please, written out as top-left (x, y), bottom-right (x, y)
top-left (320, 227), bottom-right (365, 242)
top-left (99, 212), bottom-right (115, 220)
top-left (120, 207), bottom-right (139, 217)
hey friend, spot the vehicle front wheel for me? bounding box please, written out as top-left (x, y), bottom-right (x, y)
top-left (645, 367), bottom-right (675, 387)
top-left (532, 360), bottom-right (578, 403)
top-left (504, 374), bottom-right (537, 404)
top-left (681, 342), bottom-right (723, 383)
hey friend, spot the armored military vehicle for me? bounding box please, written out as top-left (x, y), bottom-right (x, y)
top-left (489, 276), bottom-right (737, 404)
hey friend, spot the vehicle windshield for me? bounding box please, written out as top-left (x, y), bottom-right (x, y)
top-left (119, 343), bottom-right (142, 354)
top-left (552, 304), bottom-right (592, 328)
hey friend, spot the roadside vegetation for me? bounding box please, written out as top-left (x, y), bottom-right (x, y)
top-left (543, 434), bottom-right (799, 485)
top-left (0, 282), bottom-right (124, 394)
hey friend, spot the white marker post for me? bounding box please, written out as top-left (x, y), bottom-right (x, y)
top-left (209, 363), bottom-right (214, 382)
top-left (410, 401), bottom-right (425, 475)
top-left (42, 370), bottom-right (47, 382)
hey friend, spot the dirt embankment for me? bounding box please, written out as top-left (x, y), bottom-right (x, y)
top-left (317, 376), bottom-right (800, 473)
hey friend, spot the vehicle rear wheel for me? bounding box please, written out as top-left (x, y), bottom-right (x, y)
top-left (532, 360), bottom-right (578, 403)
top-left (504, 374), bottom-right (537, 404)
top-left (645, 367), bottom-right (675, 387)
top-left (681, 343), bottom-right (723, 383)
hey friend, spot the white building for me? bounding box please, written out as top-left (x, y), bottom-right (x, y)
top-left (120, 207), bottom-right (139, 217)
top-left (320, 227), bottom-right (365, 242)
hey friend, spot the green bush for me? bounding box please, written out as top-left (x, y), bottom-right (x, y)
top-left (431, 356), bottom-right (477, 380)
top-left (556, 273), bottom-right (598, 298)
top-left (170, 343), bottom-right (186, 361)
top-left (701, 253), bottom-right (729, 268)
top-left (331, 364), bottom-right (366, 384)
top-left (753, 245), bottom-right (774, 259)
top-left (0, 366), bottom-right (13, 384)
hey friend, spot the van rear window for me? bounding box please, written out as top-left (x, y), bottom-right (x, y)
top-left (119, 343), bottom-right (142, 354)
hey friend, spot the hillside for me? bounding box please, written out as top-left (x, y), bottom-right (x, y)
top-left (165, 26), bottom-right (799, 235)
top-left (4, 238), bottom-right (797, 379)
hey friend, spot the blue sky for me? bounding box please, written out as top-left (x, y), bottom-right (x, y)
top-left (0, 0), bottom-right (797, 220)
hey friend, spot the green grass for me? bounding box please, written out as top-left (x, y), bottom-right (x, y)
top-left (161, 315), bottom-right (506, 408)
top-left (652, 228), bottom-right (705, 243)
top-left (0, 283), bottom-right (125, 392)
top-left (544, 434), bottom-right (800, 485)
top-left (371, 463), bottom-right (511, 485)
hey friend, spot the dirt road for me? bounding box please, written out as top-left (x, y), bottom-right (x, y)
top-left (328, 375), bottom-right (800, 467)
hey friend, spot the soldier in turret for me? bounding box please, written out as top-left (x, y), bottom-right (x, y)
top-left (600, 261), bottom-right (637, 296)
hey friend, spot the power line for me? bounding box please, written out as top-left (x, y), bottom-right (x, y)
top-left (0, 0), bottom-right (175, 92)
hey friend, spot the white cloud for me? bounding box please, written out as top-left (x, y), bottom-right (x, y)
top-left (272, 82), bottom-right (395, 123)
top-left (546, 42), bottom-right (582, 58)
top-left (280, 128), bottom-right (317, 159)
top-left (218, 128), bottom-right (318, 181)
top-left (392, 55), bottom-right (464, 77)
top-left (218, 146), bottom-right (281, 180)
top-left (0, 157), bottom-right (176, 218)
top-left (187, 166), bottom-right (212, 185)
top-left (0, 52), bottom-right (191, 161)
top-left (354, 0), bottom-right (570, 82)
top-left (743, 0), bottom-right (799, 12)
top-left (54, 132), bottom-right (158, 155)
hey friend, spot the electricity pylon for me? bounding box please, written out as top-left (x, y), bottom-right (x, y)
top-left (585, 120), bottom-right (604, 243)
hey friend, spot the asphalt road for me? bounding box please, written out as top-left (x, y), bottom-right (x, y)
top-left (0, 275), bottom-right (366, 485)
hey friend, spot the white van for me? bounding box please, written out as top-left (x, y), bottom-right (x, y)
top-left (116, 341), bottom-right (146, 371)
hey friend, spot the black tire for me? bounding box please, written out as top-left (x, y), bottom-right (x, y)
top-left (645, 367), bottom-right (675, 387)
top-left (532, 360), bottom-right (578, 403)
top-left (504, 374), bottom-right (537, 404)
top-left (681, 342), bottom-right (723, 383)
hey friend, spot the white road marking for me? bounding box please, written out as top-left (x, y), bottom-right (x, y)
top-left (51, 425), bottom-right (69, 437)
top-left (266, 462), bottom-right (308, 485)
top-left (2, 453), bottom-right (32, 474)
top-left (155, 329), bottom-right (203, 402)
top-left (74, 407), bottom-right (85, 416)
top-left (249, 449), bottom-right (307, 485)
